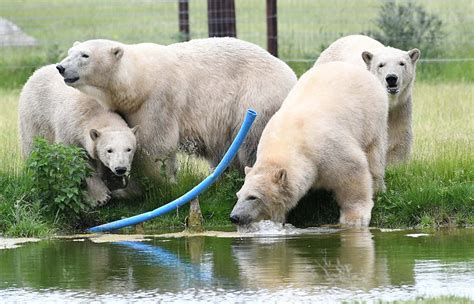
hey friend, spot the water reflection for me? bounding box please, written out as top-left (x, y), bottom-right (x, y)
top-left (0, 229), bottom-right (473, 302)
top-left (116, 240), bottom-right (214, 285)
top-left (231, 228), bottom-right (391, 290)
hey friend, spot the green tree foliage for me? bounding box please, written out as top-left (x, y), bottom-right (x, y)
top-left (367, 1), bottom-right (444, 57)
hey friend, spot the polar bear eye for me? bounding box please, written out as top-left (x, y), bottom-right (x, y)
top-left (82, 53), bottom-right (89, 58)
top-left (378, 63), bottom-right (385, 68)
top-left (247, 195), bottom-right (258, 201)
top-left (399, 62), bottom-right (405, 66)
top-left (107, 148), bottom-right (113, 153)
top-left (126, 148), bottom-right (132, 152)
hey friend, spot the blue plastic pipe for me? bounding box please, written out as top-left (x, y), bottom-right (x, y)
top-left (87, 109), bottom-right (257, 233)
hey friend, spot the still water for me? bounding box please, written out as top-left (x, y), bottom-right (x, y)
top-left (1, 227), bottom-right (473, 303)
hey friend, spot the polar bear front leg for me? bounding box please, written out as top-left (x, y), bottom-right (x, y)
top-left (85, 173), bottom-right (111, 207)
top-left (366, 135), bottom-right (387, 194)
top-left (387, 100), bottom-right (413, 164)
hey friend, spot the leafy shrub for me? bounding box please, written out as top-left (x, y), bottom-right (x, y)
top-left (27, 138), bottom-right (92, 217)
top-left (366, 1), bottom-right (444, 57)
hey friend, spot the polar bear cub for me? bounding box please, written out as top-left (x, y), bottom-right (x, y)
top-left (230, 62), bottom-right (388, 227)
top-left (315, 35), bottom-right (420, 163)
top-left (19, 65), bottom-right (138, 206)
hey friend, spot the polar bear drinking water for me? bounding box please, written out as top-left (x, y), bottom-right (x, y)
top-left (19, 65), bottom-right (138, 206)
top-left (56, 38), bottom-right (297, 181)
top-left (230, 62), bottom-right (388, 228)
top-left (315, 35), bottom-right (420, 163)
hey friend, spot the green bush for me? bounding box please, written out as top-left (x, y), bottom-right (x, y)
top-left (366, 1), bottom-right (444, 57)
top-left (27, 138), bottom-right (92, 218)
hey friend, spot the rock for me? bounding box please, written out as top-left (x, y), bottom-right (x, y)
top-left (0, 18), bottom-right (38, 47)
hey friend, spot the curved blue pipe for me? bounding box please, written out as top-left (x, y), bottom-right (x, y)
top-left (87, 109), bottom-right (257, 233)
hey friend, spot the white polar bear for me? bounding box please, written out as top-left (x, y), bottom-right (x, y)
top-left (230, 62), bottom-right (388, 228)
top-left (315, 35), bottom-right (421, 163)
top-left (19, 65), bottom-right (138, 206)
top-left (56, 38), bottom-right (297, 181)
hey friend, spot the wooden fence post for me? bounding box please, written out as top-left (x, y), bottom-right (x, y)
top-left (207, 0), bottom-right (237, 37)
top-left (178, 0), bottom-right (190, 41)
top-left (266, 0), bottom-right (278, 57)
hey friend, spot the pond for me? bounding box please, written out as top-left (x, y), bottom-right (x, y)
top-left (1, 227), bottom-right (473, 302)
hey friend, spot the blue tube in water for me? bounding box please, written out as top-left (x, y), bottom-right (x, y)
top-left (87, 109), bottom-right (257, 233)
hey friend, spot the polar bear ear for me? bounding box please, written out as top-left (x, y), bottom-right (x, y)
top-left (131, 126), bottom-right (139, 135)
top-left (111, 46), bottom-right (124, 60)
top-left (272, 168), bottom-right (287, 185)
top-left (244, 166), bottom-right (252, 175)
top-left (90, 129), bottom-right (101, 141)
top-left (361, 51), bottom-right (373, 68)
top-left (408, 48), bottom-right (421, 63)
top-left (73, 41), bottom-right (81, 47)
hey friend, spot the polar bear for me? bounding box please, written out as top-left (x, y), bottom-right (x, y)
top-left (315, 35), bottom-right (420, 163)
top-left (56, 38), bottom-right (297, 181)
top-left (19, 65), bottom-right (138, 206)
top-left (229, 62), bottom-right (388, 227)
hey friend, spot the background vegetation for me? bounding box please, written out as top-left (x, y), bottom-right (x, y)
top-left (0, 0), bottom-right (472, 236)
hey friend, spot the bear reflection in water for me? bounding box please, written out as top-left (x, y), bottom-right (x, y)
top-left (231, 229), bottom-right (389, 290)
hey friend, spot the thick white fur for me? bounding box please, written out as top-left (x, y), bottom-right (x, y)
top-left (57, 38), bottom-right (297, 180)
top-left (231, 62), bottom-right (388, 227)
top-left (19, 65), bottom-right (138, 206)
top-left (315, 35), bottom-right (420, 163)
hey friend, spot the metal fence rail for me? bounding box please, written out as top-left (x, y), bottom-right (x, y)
top-left (0, 0), bottom-right (473, 71)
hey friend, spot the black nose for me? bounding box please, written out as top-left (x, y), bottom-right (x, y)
top-left (385, 74), bottom-right (398, 86)
top-left (229, 215), bottom-right (240, 224)
top-left (115, 167), bottom-right (127, 176)
top-left (56, 65), bottom-right (65, 75)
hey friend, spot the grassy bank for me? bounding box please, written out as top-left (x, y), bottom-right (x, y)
top-left (0, 80), bottom-right (472, 237)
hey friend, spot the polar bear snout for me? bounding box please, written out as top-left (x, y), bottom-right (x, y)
top-left (229, 211), bottom-right (252, 225)
top-left (229, 214), bottom-right (242, 225)
top-left (56, 56), bottom-right (81, 85)
top-left (385, 74), bottom-right (400, 94)
top-left (56, 62), bottom-right (80, 84)
top-left (114, 167), bottom-right (127, 176)
top-left (56, 64), bottom-right (65, 75)
top-left (385, 74), bottom-right (398, 86)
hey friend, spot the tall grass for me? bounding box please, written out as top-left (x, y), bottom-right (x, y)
top-left (372, 83), bottom-right (474, 227)
top-left (0, 90), bottom-right (52, 236)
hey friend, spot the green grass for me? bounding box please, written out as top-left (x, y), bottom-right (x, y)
top-left (1, 0), bottom-right (473, 88)
top-left (0, 0), bottom-right (472, 236)
top-left (0, 80), bottom-right (472, 236)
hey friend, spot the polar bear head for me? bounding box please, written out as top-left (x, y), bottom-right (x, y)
top-left (56, 40), bottom-right (125, 107)
top-left (230, 165), bottom-right (292, 226)
top-left (89, 126), bottom-right (138, 177)
top-left (362, 47), bottom-right (420, 106)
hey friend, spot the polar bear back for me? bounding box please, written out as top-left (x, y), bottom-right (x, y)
top-left (258, 61), bottom-right (388, 160)
top-left (315, 35), bottom-right (385, 68)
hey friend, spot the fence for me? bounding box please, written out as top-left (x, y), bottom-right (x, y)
top-left (1, 0), bottom-right (473, 85)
